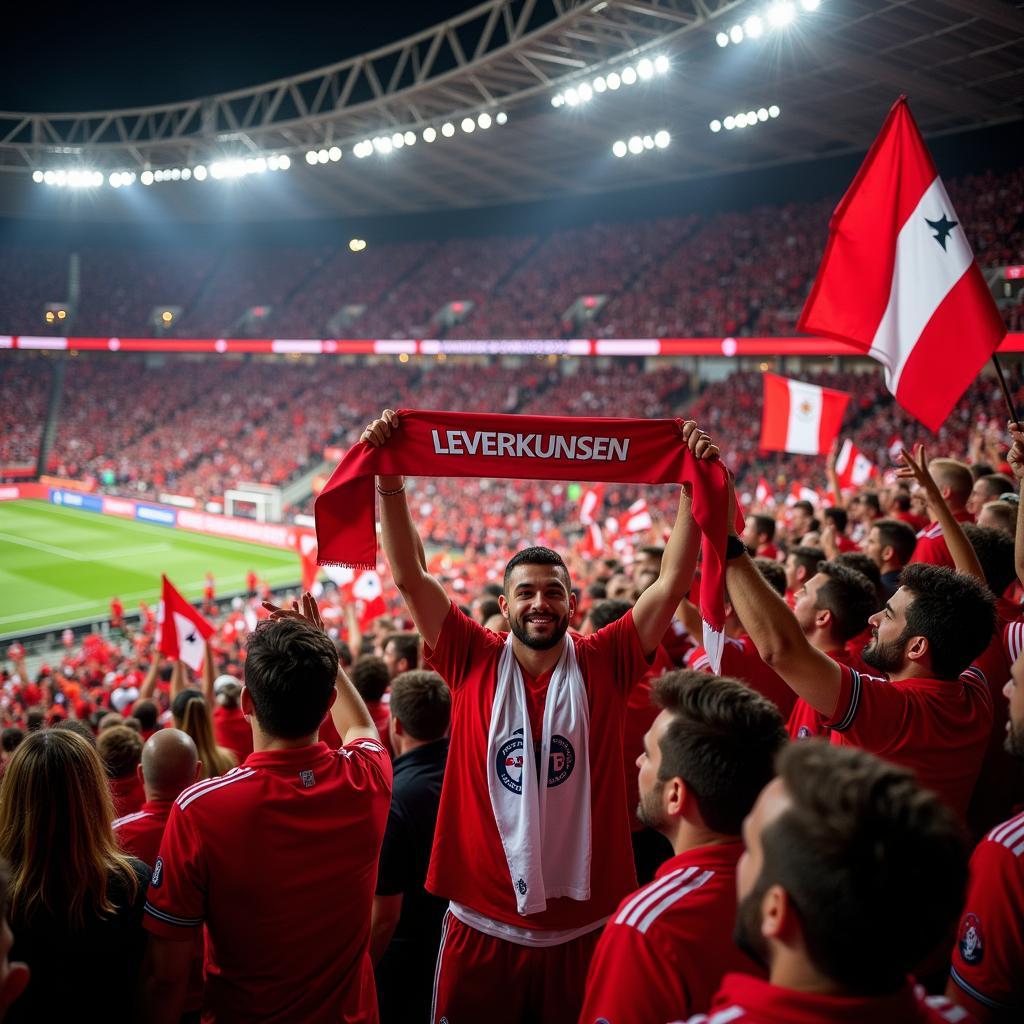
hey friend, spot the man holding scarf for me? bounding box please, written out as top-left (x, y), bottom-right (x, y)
top-left (360, 408), bottom-right (719, 1023)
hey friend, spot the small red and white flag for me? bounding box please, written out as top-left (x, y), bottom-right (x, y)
top-left (760, 373), bottom-right (850, 455)
top-left (835, 439), bottom-right (877, 489)
top-left (157, 575), bottom-right (214, 672)
top-left (624, 499), bottom-right (653, 534)
top-left (887, 434), bottom-right (905, 464)
top-left (352, 570), bottom-right (386, 628)
top-left (578, 522), bottom-right (604, 559)
top-left (755, 477), bottom-right (774, 507)
top-left (579, 484), bottom-right (604, 526)
top-left (296, 531), bottom-right (320, 593)
top-left (798, 97), bottom-right (1006, 432)
top-left (786, 483), bottom-right (820, 507)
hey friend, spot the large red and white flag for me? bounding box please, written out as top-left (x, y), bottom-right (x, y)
top-left (579, 484), bottom-right (605, 526)
top-left (157, 575), bottom-right (214, 672)
top-left (760, 373), bottom-right (850, 455)
top-left (798, 97), bottom-right (1006, 431)
top-left (835, 439), bottom-right (877, 489)
top-left (352, 570), bottom-right (386, 628)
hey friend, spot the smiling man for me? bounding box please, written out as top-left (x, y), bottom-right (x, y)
top-left (360, 408), bottom-right (718, 1024)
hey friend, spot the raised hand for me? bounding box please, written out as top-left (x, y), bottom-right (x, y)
top-left (679, 420), bottom-right (719, 461)
top-left (1008, 421), bottom-right (1024, 482)
top-left (262, 592), bottom-right (326, 633)
top-left (360, 409), bottom-right (399, 448)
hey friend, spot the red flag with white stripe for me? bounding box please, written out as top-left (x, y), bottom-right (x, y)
top-left (578, 522), bottom-right (604, 559)
top-left (798, 97), bottom-right (1006, 431)
top-left (579, 484), bottom-right (604, 526)
top-left (352, 570), bottom-right (386, 628)
top-left (624, 499), bottom-right (653, 534)
top-left (835, 439), bottom-right (877, 489)
top-left (760, 374), bottom-right (850, 455)
top-left (157, 575), bottom-right (214, 672)
top-left (755, 477), bottom-right (774, 507)
top-left (296, 531), bottom-right (320, 592)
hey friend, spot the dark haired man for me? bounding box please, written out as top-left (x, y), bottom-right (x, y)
top-left (676, 742), bottom-right (971, 1023)
top-left (822, 505), bottom-right (858, 552)
top-left (372, 669), bottom-right (451, 1024)
top-left (139, 598), bottom-right (390, 1024)
top-left (722, 483), bottom-right (996, 817)
top-left (789, 500), bottom-right (818, 543)
top-left (967, 472), bottom-right (1015, 520)
top-left (362, 408), bottom-right (718, 1022)
top-left (947, 650), bottom-right (1024, 1020)
top-left (741, 514), bottom-right (778, 560)
top-left (865, 517), bottom-right (919, 600)
top-left (353, 655), bottom-right (394, 754)
top-left (579, 671), bottom-right (786, 1023)
top-left (382, 632), bottom-right (419, 680)
top-left (783, 545), bottom-right (824, 605)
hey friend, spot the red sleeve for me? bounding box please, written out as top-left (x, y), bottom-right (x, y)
top-left (579, 919), bottom-right (689, 1024)
top-left (821, 663), bottom-right (902, 747)
top-left (576, 609), bottom-right (654, 698)
top-left (143, 804), bottom-right (207, 940)
top-left (341, 737), bottom-right (394, 794)
top-left (910, 533), bottom-right (953, 568)
top-left (423, 604), bottom-right (503, 692)
top-left (949, 836), bottom-right (1024, 1014)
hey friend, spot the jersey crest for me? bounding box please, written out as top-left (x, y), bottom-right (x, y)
top-left (958, 912), bottom-right (984, 964)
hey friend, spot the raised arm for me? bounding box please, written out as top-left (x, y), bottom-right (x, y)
top-left (724, 478), bottom-right (843, 716)
top-left (200, 643), bottom-right (215, 705)
top-left (139, 652), bottom-right (161, 700)
top-left (363, 410), bottom-right (451, 648)
top-left (825, 441), bottom-right (843, 506)
top-left (897, 445), bottom-right (985, 583)
top-left (631, 421), bottom-right (716, 657)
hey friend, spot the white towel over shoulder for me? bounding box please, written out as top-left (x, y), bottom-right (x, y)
top-left (486, 631), bottom-right (593, 916)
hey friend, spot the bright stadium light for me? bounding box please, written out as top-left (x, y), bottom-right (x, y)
top-left (565, 87), bottom-right (579, 106)
top-left (423, 126), bottom-right (437, 142)
top-left (723, 116), bottom-right (736, 130)
top-left (441, 121), bottom-right (455, 137)
top-left (392, 133), bottom-right (405, 148)
top-left (654, 130), bottom-right (670, 148)
top-left (767, 1), bottom-right (796, 27)
top-left (375, 136), bottom-right (393, 154)
top-left (461, 117), bottom-right (475, 133)
top-left (735, 113), bottom-right (748, 128)
top-left (621, 65), bottom-right (637, 85)
top-left (654, 54), bottom-right (670, 73)
top-left (757, 107), bottom-right (769, 121)
top-left (305, 150), bottom-right (317, 165)
top-left (593, 76), bottom-right (606, 92)
top-left (495, 111), bottom-right (508, 125)
top-left (642, 135), bottom-right (654, 149)
top-left (801, 0), bottom-right (820, 9)
top-left (745, 15), bottom-right (764, 38)
top-left (578, 82), bottom-right (593, 102)
top-left (551, 94), bottom-right (563, 107)
top-left (193, 165), bottom-right (208, 180)
top-left (477, 112), bottom-right (491, 129)
top-left (637, 58), bottom-right (654, 80)
top-left (769, 104), bottom-right (781, 117)
top-left (612, 140), bottom-right (627, 157)
top-left (278, 155), bottom-right (290, 170)
top-left (43, 171), bottom-right (56, 185)
top-left (182, 165), bottom-right (194, 179)
top-left (709, 119), bottom-right (722, 132)
top-left (316, 149), bottom-right (329, 164)
top-left (729, 24), bottom-right (744, 44)
top-left (716, 31), bottom-right (729, 46)
top-left (627, 135), bottom-right (644, 154)
top-left (404, 130), bottom-right (416, 145)
top-left (32, 170), bottom-right (43, 183)
top-left (606, 72), bottom-right (621, 89)
top-left (328, 146), bottom-right (342, 161)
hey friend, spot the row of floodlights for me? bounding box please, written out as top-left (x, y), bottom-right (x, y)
top-left (716, 0), bottom-right (820, 46)
top-left (551, 55), bottom-right (670, 108)
top-left (305, 112), bottom-right (509, 164)
top-left (32, 155), bottom-right (292, 189)
top-left (710, 105), bottom-right (781, 131)
top-left (612, 131), bottom-right (671, 157)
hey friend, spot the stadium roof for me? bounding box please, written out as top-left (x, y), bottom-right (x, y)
top-left (3, 0), bottom-right (1023, 221)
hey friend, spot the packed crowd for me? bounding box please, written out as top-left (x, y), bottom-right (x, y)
top-left (1, 397), bottom-right (1023, 1022)
top-left (2, 167), bottom-right (1020, 341)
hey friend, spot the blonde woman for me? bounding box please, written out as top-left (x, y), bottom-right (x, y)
top-left (0, 729), bottom-right (150, 1023)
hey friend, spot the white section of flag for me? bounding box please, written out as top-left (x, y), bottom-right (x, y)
top-left (784, 380), bottom-right (826, 456)
top-left (173, 611), bottom-right (207, 672)
top-left (868, 176), bottom-right (974, 392)
top-left (353, 571), bottom-right (383, 601)
top-left (624, 499), bottom-right (652, 534)
top-left (836, 439), bottom-right (875, 488)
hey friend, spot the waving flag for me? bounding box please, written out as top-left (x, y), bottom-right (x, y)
top-left (798, 97), bottom-right (1006, 431)
top-left (624, 498), bottom-right (653, 534)
top-left (352, 571), bottom-right (386, 628)
top-left (760, 374), bottom-right (850, 455)
top-left (579, 484), bottom-right (605, 526)
top-left (296, 531), bottom-right (320, 592)
top-left (755, 477), bottom-right (774, 507)
top-left (157, 575), bottom-right (214, 672)
top-left (835, 439), bottom-right (877, 489)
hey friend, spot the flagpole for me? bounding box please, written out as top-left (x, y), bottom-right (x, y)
top-left (991, 354), bottom-right (1020, 424)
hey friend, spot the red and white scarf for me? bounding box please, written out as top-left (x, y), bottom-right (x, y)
top-left (315, 409), bottom-right (734, 665)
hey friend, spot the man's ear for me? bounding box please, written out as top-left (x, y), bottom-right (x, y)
top-left (905, 634), bottom-right (930, 665)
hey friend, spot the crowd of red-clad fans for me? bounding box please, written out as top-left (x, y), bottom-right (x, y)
top-left (1, 167), bottom-right (1020, 342)
top-left (0, 395), bottom-right (1023, 1021)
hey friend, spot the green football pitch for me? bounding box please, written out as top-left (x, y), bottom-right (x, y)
top-left (0, 500), bottom-right (302, 638)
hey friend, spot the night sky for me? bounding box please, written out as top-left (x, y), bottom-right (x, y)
top-left (5, 1), bottom-right (476, 111)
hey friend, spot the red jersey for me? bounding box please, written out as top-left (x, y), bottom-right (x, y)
top-left (109, 773), bottom-right (146, 818)
top-left (687, 635), bottom-right (796, 719)
top-left (949, 808), bottom-right (1024, 1016)
top-left (787, 649), bottom-right (858, 740)
top-left (212, 705), bottom-right (254, 764)
top-left (821, 664), bottom-right (992, 818)
top-left (580, 842), bottom-right (761, 1024)
top-left (365, 698), bottom-right (393, 757)
top-left (835, 534), bottom-right (860, 553)
top-left (424, 605), bottom-right (651, 932)
top-left (113, 798), bottom-right (172, 867)
top-left (144, 740), bottom-right (392, 1023)
top-left (675, 973), bottom-right (973, 1023)
top-left (910, 511), bottom-right (974, 569)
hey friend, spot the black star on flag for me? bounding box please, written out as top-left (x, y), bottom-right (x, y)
top-left (925, 213), bottom-right (958, 252)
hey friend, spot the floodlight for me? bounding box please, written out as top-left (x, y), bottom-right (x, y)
top-left (801, 0), bottom-right (820, 9)
top-left (729, 24), bottom-right (744, 44)
top-left (606, 72), bottom-right (621, 89)
top-left (496, 112), bottom-right (508, 125)
top-left (423, 126), bottom-right (437, 142)
top-left (392, 133), bottom-right (405, 148)
top-left (461, 117), bottom-right (475, 133)
top-left (767, 1), bottom-right (796, 27)
top-left (627, 135), bottom-right (643, 154)
top-left (769, 104), bottom-right (781, 117)
top-left (654, 55), bottom-right (670, 73)
top-left (757, 108), bottom-right (769, 121)
top-left (654, 130), bottom-right (670, 148)
top-left (612, 140), bottom-right (627, 158)
top-left (477, 112), bottom-right (491, 129)
top-left (716, 32), bottom-right (729, 47)
top-left (565, 88), bottom-right (579, 106)
top-left (329, 146), bottom-right (342, 161)
top-left (441, 122), bottom-right (455, 137)
top-left (593, 76), bottom-right (606, 92)
top-left (709, 119), bottom-right (722, 133)
top-left (637, 58), bottom-right (654, 80)
top-left (745, 15), bottom-right (763, 38)
top-left (578, 83), bottom-right (593, 102)
top-left (723, 116), bottom-right (736, 130)
top-left (404, 130), bottom-right (416, 144)
top-left (552, 94), bottom-right (563, 107)
top-left (43, 171), bottom-right (56, 185)
top-left (32, 170), bottom-right (43, 183)
top-left (193, 165), bottom-right (208, 180)
top-left (621, 66), bottom-right (637, 85)
top-left (181, 167), bottom-right (193, 179)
